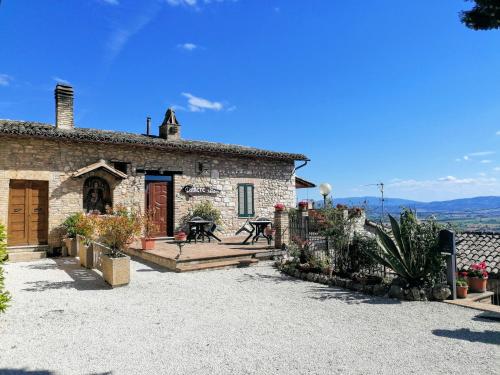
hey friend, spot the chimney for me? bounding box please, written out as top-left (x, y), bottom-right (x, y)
top-left (146, 116), bottom-right (151, 136)
top-left (159, 108), bottom-right (180, 140)
top-left (55, 84), bottom-right (74, 130)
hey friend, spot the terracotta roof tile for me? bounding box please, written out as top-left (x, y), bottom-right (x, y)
top-left (456, 231), bottom-right (500, 278)
top-left (0, 120), bottom-right (308, 161)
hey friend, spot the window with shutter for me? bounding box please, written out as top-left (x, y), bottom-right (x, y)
top-left (237, 184), bottom-right (254, 217)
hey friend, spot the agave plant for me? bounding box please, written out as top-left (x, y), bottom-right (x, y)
top-left (362, 209), bottom-right (444, 287)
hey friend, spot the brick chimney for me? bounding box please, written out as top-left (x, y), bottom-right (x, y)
top-left (159, 108), bottom-right (180, 140)
top-left (55, 84), bottom-right (74, 130)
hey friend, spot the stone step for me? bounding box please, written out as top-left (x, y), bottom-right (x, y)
top-left (175, 258), bottom-right (258, 272)
top-left (254, 249), bottom-right (285, 260)
top-left (466, 291), bottom-right (494, 304)
top-left (7, 250), bottom-right (47, 263)
top-left (176, 253), bottom-right (255, 265)
top-left (7, 245), bottom-right (49, 253)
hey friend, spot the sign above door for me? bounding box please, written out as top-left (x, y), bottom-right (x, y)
top-left (182, 185), bottom-right (221, 197)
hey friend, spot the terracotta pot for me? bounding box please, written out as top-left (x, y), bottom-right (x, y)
top-left (141, 237), bottom-right (156, 251)
top-left (456, 285), bottom-right (468, 299)
top-left (174, 233), bottom-right (187, 241)
top-left (468, 277), bottom-right (487, 293)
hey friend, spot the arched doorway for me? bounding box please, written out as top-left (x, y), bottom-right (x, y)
top-left (83, 176), bottom-right (112, 214)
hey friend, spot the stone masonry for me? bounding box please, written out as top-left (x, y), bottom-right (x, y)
top-left (0, 137), bottom-right (296, 248)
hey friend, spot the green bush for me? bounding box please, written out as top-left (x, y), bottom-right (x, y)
top-left (62, 213), bottom-right (84, 238)
top-left (362, 209), bottom-right (444, 288)
top-left (0, 222), bottom-right (11, 313)
top-left (178, 201), bottom-right (222, 231)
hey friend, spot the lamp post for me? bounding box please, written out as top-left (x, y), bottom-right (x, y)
top-left (319, 183), bottom-right (332, 208)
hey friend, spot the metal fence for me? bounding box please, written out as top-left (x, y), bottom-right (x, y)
top-left (288, 211), bottom-right (394, 278)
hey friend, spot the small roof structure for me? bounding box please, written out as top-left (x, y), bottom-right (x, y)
top-left (456, 231), bottom-right (500, 277)
top-left (72, 159), bottom-right (127, 179)
top-left (295, 176), bottom-right (316, 189)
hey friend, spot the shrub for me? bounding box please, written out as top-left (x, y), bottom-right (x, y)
top-left (0, 222), bottom-right (11, 313)
top-left (362, 208), bottom-right (444, 287)
top-left (75, 213), bottom-right (99, 243)
top-left (98, 206), bottom-right (141, 257)
top-left (141, 209), bottom-right (159, 238)
top-left (62, 213), bottom-right (84, 238)
top-left (179, 201), bottom-right (222, 231)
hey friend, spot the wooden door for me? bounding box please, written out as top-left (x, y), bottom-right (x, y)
top-left (8, 180), bottom-right (49, 246)
top-left (147, 182), bottom-right (168, 237)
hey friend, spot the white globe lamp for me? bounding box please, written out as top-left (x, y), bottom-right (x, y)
top-left (319, 183), bottom-right (332, 208)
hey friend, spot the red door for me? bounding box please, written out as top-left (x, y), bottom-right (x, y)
top-left (146, 182), bottom-right (168, 237)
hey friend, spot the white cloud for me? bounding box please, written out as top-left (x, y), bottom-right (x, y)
top-left (99, 0), bottom-right (119, 5)
top-left (53, 76), bottom-right (71, 85)
top-left (181, 92), bottom-right (223, 112)
top-left (166, 0), bottom-right (236, 8)
top-left (382, 175), bottom-right (500, 200)
top-left (178, 43), bottom-right (197, 51)
top-left (480, 159), bottom-right (492, 164)
top-left (496, 131), bottom-right (500, 136)
top-left (494, 167), bottom-right (500, 172)
top-left (467, 151), bottom-right (495, 157)
top-left (463, 155), bottom-right (469, 161)
top-left (0, 74), bottom-right (13, 86)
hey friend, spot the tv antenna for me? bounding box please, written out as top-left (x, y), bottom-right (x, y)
top-left (364, 182), bottom-right (385, 220)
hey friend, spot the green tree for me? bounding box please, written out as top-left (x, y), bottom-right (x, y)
top-left (461, 0), bottom-right (500, 30)
top-left (0, 222), bottom-right (11, 313)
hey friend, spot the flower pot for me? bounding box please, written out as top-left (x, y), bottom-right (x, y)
top-left (174, 233), bottom-right (187, 241)
top-left (456, 285), bottom-right (468, 299)
top-left (141, 237), bottom-right (156, 251)
top-left (468, 277), bottom-right (487, 293)
top-left (102, 254), bottom-right (130, 287)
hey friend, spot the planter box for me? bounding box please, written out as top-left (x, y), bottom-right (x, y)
top-left (78, 238), bottom-right (93, 269)
top-left (64, 238), bottom-right (78, 257)
top-left (102, 254), bottom-right (130, 287)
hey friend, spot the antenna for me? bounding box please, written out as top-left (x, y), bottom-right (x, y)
top-left (364, 182), bottom-right (385, 222)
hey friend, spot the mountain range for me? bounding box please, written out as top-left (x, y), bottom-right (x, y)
top-left (316, 196), bottom-right (500, 215)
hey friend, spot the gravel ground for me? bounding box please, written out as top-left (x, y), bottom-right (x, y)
top-left (0, 257), bottom-right (499, 375)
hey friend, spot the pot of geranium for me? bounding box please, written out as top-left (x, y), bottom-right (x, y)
top-left (174, 231), bottom-right (187, 241)
top-left (298, 201), bottom-right (309, 210)
top-left (141, 210), bottom-right (158, 251)
top-left (467, 261), bottom-right (488, 293)
top-left (274, 203), bottom-right (285, 212)
top-left (99, 206), bottom-right (141, 287)
top-left (456, 278), bottom-right (468, 298)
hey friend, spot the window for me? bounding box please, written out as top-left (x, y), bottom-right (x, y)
top-left (238, 184), bottom-right (254, 217)
top-left (112, 161), bottom-right (128, 175)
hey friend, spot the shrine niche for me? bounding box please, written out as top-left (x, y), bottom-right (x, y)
top-left (83, 177), bottom-right (112, 214)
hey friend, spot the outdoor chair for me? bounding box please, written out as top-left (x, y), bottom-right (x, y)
top-left (235, 219), bottom-right (253, 235)
top-left (205, 223), bottom-right (221, 242)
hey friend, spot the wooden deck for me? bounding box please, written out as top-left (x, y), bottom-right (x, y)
top-left (123, 236), bottom-right (284, 272)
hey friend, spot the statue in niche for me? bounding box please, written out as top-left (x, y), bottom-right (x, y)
top-left (83, 177), bottom-right (111, 214)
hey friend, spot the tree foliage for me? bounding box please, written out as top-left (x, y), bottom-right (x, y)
top-left (0, 222), bottom-right (11, 313)
top-left (461, 0), bottom-right (500, 30)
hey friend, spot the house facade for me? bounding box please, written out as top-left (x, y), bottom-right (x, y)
top-left (0, 84), bottom-right (309, 250)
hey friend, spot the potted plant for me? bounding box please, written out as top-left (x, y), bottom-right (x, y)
top-left (298, 201), bottom-right (309, 210)
top-left (75, 214), bottom-right (99, 268)
top-left (98, 207), bottom-right (141, 287)
top-left (62, 213), bottom-right (83, 257)
top-left (174, 231), bottom-right (187, 241)
top-left (141, 209), bottom-right (158, 251)
top-left (467, 261), bottom-right (488, 293)
top-left (456, 278), bottom-right (468, 298)
top-left (274, 203), bottom-right (285, 212)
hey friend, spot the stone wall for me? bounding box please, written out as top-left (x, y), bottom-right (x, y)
top-left (0, 136), bottom-right (296, 247)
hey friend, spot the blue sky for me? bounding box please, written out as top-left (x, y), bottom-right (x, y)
top-left (1, 0), bottom-right (499, 202)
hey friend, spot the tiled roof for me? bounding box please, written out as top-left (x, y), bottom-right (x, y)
top-left (0, 120), bottom-right (308, 161)
top-left (456, 232), bottom-right (500, 277)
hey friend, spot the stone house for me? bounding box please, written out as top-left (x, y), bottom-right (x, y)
top-left (0, 84), bottom-right (310, 252)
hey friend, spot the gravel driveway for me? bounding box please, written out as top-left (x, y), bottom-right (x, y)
top-left (0, 257), bottom-right (499, 375)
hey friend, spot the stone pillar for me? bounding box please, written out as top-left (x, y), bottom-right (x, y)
top-left (274, 208), bottom-right (289, 249)
top-left (299, 205), bottom-right (309, 240)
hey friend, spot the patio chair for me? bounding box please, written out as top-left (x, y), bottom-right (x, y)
top-left (205, 223), bottom-right (221, 242)
top-left (235, 219), bottom-right (253, 235)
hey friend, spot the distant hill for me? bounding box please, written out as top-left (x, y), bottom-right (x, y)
top-left (315, 196), bottom-right (500, 215)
